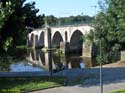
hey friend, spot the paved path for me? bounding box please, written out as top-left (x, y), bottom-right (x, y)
top-left (30, 82), bottom-right (125, 93)
top-left (30, 68), bottom-right (125, 93)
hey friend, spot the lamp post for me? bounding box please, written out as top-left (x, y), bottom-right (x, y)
top-left (92, 4), bottom-right (103, 93)
top-left (100, 38), bottom-right (103, 93)
top-left (48, 51), bottom-right (53, 77)
top-left (91, 5), bottom-right (97, 19)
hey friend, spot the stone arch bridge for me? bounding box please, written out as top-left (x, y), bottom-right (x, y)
top-left (27, 24), bottom-right (94, 55)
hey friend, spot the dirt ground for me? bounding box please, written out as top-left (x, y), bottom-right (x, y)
top-left (101, 61), bottom-right (125, 68)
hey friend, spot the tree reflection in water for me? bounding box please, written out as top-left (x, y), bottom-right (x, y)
top-left (0, 49), bottom-right (93, 72)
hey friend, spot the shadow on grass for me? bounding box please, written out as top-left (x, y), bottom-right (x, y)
top-left (0, 76), bottom-right (65, 93)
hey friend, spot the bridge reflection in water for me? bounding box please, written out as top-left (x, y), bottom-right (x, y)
top-left (26, 49), bottom-right (93, 73)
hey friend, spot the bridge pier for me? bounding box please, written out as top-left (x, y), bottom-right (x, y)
top-left (82, 42), bottom-right (97, 66)
top-left (82, 42), bottom-right (92, 58)
top-left (44, 27), bottom-right (52, 50)
top-left (82, 42), bottom-right (93, 67)
top-left (60, 41), bottom-right (70, 54)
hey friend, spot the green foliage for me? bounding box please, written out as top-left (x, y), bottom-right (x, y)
top-left (58, 15), bottom-right (94, 26)
top-left (95, 0), bottom-right (125, 64)
top-left (0, 0), bottom-right (14, 28)
top-left (83, 30), bottom-right (94, 45)
top-left (2, 37), bottom-right (13, 51)
top-left (44, 15), bottom-right (94, 26)
top-left (44, 15), bottom-right (58, 26)
top-left (96, 53), bottom-right (109, 65)
top-left (0, 0), bottom-right (45, 54)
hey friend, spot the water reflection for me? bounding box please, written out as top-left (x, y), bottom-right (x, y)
top-left (10, 62), bottom-right (43, 72)
top-left (26, 49), bottom-right (93, 72)
top-left (0, 49), bottom-right (93, 72)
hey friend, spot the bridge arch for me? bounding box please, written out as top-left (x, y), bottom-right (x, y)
top-left (65, 31), bottom-right (68, 41)
top-left (39, 31), bottom-right (44, 47)
top-left (70, 30), bottom-right (83, 54)
top-left (52, 31), bottom-right (64, 48)
top-left (35, 35), bottom-right (39, 47)
top-left (31, 33), bottom-right (35, 46)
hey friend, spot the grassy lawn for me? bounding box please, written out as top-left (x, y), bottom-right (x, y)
top-left (0, 76), bottom-right (65, 93)
top-left (108, 90), bottom-right (125, 93)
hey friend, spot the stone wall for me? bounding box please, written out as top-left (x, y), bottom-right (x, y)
top-left (121, 51), bottom-right (125, 61)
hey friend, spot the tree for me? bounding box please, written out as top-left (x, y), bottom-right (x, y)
top-left (0, 0), bottom-right (15, 52)
top-left (44, 15), bottom-right (58, 26)
top-left (0, 0), bottom-right (14, 29)
top-left (95, 0), bottom-right (125, 63)
top-left (0, 0), bottom-right (45, 53)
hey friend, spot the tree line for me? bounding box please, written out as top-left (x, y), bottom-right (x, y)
top-left (44, 15), bottom-right (94, 26)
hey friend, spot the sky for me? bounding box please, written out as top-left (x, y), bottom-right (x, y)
top-left (27, 0), bottom-right (100, 17)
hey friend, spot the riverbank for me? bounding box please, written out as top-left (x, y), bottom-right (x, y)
top-left (96, 61), bottom-right (125, 68)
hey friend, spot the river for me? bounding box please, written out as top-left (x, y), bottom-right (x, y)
top-left (0, 49), bottom-right (93, 73)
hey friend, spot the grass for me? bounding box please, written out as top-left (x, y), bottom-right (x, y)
top-left (16, 45), bottom-right (27, 49)
top-left (108, 90), bottom-right (125, 93)
top-left (16, 45), bottom-right (33, 49)
top-left (0, 76), bottom-right (65, 93)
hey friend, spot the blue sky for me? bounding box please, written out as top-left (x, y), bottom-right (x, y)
top-left (27, 0), bottom-right (100, 17)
